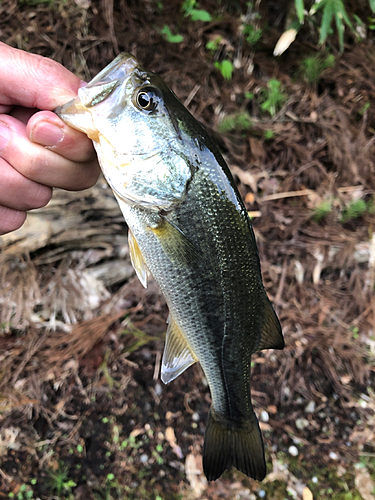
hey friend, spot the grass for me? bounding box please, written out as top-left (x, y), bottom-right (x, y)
top-left (299, 53), bottom-right (336, 83)
top-left (313, 198), bottom-right (333, 221)
top-left (217, 111), bottom-right (252, 133)
top-left (259, 79), bottom-right (287, 117)
top-left (340, 199), bottom-right (368, 222)
top-left (46, 462), bottom-right (77, 497)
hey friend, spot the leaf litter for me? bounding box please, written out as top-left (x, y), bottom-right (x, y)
top-left (0, 0), bottom-right (375, 498)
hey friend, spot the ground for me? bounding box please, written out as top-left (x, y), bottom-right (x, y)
top-left (0, 0), bottom-right (375, 499)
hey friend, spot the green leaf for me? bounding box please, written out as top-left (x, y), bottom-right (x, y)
top-left (160, 25), bottom-right (184, 43)
top-left (190, 9), bottom-right (212, 21)
top-left (335, 8), bottom-right (345, 50)
top-left (214, 60), bottom-right (233, 80)
top-left (182, 0), bottom-right (195, 15)
top-left (206, 36), bottom-right (221, 51)
top-left (319, 0), bottom-right (333, 45)
top-left (312, 0), bottom-right (356, 51)
top-left (370, 0), bottom-right (375, 12)
top-left (295, 0), bottom-right (305, 24)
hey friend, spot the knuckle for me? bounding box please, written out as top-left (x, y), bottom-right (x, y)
top-left (70, 162), bottom-right (101, 191)
top-left (28, 184), bottom-right (52, 209)
top-left (0, 207), bottom-right (26, 235)
top-left (20, 153), bottom-right (48, 181)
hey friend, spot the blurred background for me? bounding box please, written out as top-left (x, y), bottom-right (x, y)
top-left (0, 0), bottom-right (374, 498)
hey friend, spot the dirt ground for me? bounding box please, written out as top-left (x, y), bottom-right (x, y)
top-left (0, 0), bottom-right (375, 499)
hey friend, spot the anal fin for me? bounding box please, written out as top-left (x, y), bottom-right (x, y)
top-left (128, 229), bottom-right (149, 288)
top-left (161, 314), bottom-right (197, 384)
top-left (257, 301), bottom-right (284, 351)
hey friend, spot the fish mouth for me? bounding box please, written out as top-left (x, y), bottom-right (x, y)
top-left (55, 53), bottom-right (142, 131)
top-left (87, 52), bottom-right (139, 88)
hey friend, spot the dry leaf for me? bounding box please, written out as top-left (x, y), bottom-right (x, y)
top-left (185, 453), bottom-right (207, 499)
top-left (74, 0), bottom-right (91, 8)
top-left (165, 426), bottom-right (183, 459)
top-left (355, 468), bottom-right (375, 500)
top-left (302, 486), bottom-right (313, 500)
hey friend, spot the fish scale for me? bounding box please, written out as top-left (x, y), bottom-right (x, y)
top-left (55, 52), bottom-right (284, 481)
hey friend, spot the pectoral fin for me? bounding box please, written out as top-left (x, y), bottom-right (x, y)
top-left (257, 301), bottom-right (284, 351)
top-left (161, 314), bottom-right (197, 384)
top-left (150, 215), bottom-right (200, 266)
top-left (128, 229), bottom-right (149, 288)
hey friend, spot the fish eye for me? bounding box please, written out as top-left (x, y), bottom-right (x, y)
top-left (135, 87), bottom-right (160, 112)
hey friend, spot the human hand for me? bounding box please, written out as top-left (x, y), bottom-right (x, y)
top-left (0, 42), bottom-right (100, 235)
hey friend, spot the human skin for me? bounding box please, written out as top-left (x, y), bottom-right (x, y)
top-left (0, 42), bottom-right (100, 235)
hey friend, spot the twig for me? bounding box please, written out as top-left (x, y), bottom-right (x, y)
top-left (260, 189), bottom-right (315, 203)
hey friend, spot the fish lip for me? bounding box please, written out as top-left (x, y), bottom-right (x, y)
top-left (86, 52), bottom-right (139, 88)
top-left (55, 98), bottom-right (79, 117)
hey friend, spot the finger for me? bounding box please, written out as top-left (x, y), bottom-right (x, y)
top-left (0, 42), bottom-right (84, 109)
top-left (0, 205), bottom-right (27, 235)
top-left (0, 115), bottom-right (100, 191)
top-left (0, 157), bottom-right (52, 211)
top-left (27, 111), bottom-right (96, 163)
top-left (0, 104), bottom-right (13, 114)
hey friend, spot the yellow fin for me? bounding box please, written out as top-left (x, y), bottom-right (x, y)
top-left (257, 301), bottom-right (284, 351)
top-left (128, 229), bottom-right (149, 288)
top-left (150, 215), bottom-right (200, 266)
top-left (161, 314), bottom-right (197, 384)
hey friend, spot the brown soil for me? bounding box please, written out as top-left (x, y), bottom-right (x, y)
top-left (0, 1), bottom-right (374, 499)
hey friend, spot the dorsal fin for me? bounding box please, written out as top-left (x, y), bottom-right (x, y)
top-left (161, 314), bottom-right (198, 384)
top-left (128, 228), bottom-right (149, 288)
top-left (257, 301), bottom-right (284, 351)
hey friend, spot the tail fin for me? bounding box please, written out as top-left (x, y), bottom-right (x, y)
top-left (203, 408), bottom-right (266, 481)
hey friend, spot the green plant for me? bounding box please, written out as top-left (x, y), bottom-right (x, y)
top-left (160, 25), bottom-right (184, 43)
top-left (299, 53), bottom-right (335, 83)
top-left (294, 0), bottom-right (357, 51)
top-left (358, 101), bottom-right (370, 116)
top-left (351, 326), bottom-right (360, 339)
top-left (218, 111), bottom-right (252, 133)
top-left (259, 79), bottom-right (287, 116)
top-left (182, 0), bottom-right (212, 22)
top-left (277, 1), bottom-right (375, 55)
top-left (46, 463), bottom-right (77, 497)
top-left (214, 59), bottom-right (233, 80)
top-left (206, 36), bottom-right (222, 52)
top-left (120, 434), bottom-right (144, 450)
top-left (312, 198), bottom-right (333, 221)
top-left (8, 484), bottom-right (35, 500)
top-left (263, 129), bottom-right (275, 140)
top-left (243, 23), bottom-right (262, 45)
top-left (340, 199), bottom-right (367, 222)
top-left (312, 0), bottom-right (356, 49)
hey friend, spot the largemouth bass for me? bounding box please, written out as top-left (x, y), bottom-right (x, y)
top-left (55, 53), bottom-right (284, 481)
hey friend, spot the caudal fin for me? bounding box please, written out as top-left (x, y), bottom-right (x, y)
top-left (203, 408), bottom-right (266, 481)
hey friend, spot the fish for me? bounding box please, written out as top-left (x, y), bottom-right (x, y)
top-left (55, 53), bottom-right (284, 481)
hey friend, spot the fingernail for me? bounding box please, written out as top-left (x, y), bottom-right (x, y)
top-left (31, 121), bottom-right (64, 147)
top-left (0, 121), bottom-right (10, 152)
